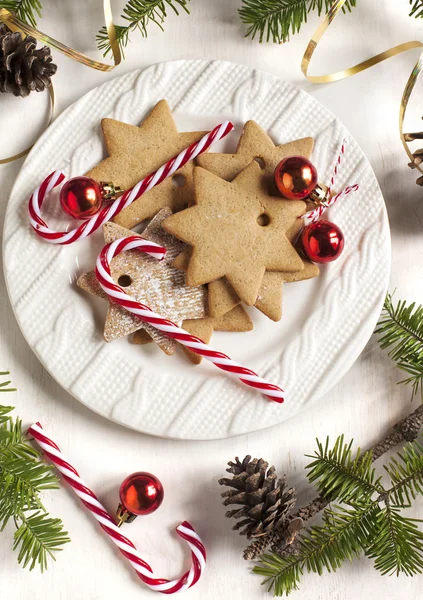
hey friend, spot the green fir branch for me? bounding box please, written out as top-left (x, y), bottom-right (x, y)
top-left (385, 440), bottom-right (423, 506)
top-left (0, 373), bottom-right (69, 571)
top-left (306, 435), bottom-right (382, 503)
top-left (238, 0), bottom-right (356, 44)
top-left (0, 0), bottom-right (42, 27)
top-left (255, 432), bottom-right (423, 595)
top-left (376, 293), bottom-right (423, 399)
top-left (254, 503), bottom-right (378, 596)
top-left (410, 0), bottom-right (423, 18)
top-left (97, 0), bottom-right (191, 56)
top-left (13, 511), bottom-right (69, 572)
top-left (366, 506), bottom-right (423, 576)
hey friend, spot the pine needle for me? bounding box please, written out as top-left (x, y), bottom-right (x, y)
top-left (97, 0), bottom-right (191, 56)
top-left (238, 0), bottom-right (356, 44)
top-left (410, 0), bottom-right (423, 18)
top-left (0, 371), bottom-right (16, 393)
top-left (0, 0), bottom-right (42, 27)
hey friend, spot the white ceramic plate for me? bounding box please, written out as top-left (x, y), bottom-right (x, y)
top-left (3, 60), bottom-right (390, 440)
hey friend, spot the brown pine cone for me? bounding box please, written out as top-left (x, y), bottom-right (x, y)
top-left (219, 455), bottom-right (296, 539)
top-left (0, 22), bottom-right (57, 97)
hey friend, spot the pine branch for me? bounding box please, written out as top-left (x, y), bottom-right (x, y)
top-left (376, 293), bottom-right (423, 399)
top-left (13, 511), bottom-right (70, 572)
top-left (0, 381), bottom-right (69, 570)
top-left (0, 0), bottom-right (42, 27)
top-left (97, 0), bottom-right (191, 56)
top-left (385, 440), bottom-right (423, 506)
top-left (244, 405), bottom-right (423, 560)
top-left (254, 503), bottom-right (378, 595)
top-left (366, 506), bottom-right (423, 576)
top-left (238, 0), bottom-right (356, 44)
top-left (306, 435), bottom-right (383, 503)
top-left (410, 0), bottom-right (423, 18)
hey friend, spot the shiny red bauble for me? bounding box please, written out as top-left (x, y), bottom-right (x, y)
top-left (119, 472), bottom-right (164, 516)
top-left (301, 220), bottom-right (344, 263)
top-left (60, 176), bottom-right (102, 220)
top-left (274, 156), bottom-right (318, 200)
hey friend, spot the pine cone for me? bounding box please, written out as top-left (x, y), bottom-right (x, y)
top-left (218, 455), bottom-right (296, 539)
top-left (0, 22), bottom-right (57, 97)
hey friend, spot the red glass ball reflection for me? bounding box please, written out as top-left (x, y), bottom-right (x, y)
top-left (274, 156), bottom-right (318, 200)
top-left (119, 472), bottom-right (164, 516)
top-left (301, 220), bottom-right (344, 263)
top-left (60, 176), bottom-right (102, 220)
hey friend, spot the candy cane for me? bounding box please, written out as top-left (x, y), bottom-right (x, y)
top-left (28, 422), bottom-right (206, 594)
top-left (29, 121), bottom-right (234, 245)
top-left (95, 238), bottom-right (285, 403)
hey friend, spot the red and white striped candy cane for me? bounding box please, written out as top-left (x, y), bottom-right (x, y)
top-left (29, 121), bottom-right (234, 245)
top-left (95, 238), bottom-right (285, 403)
top-left (303, 139), bottom-right (359, 225)
top-left (28, 422), bottom-right (206, 594)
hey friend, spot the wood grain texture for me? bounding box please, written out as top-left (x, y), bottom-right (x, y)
top-left (1, 0), bottom-right (423, 598)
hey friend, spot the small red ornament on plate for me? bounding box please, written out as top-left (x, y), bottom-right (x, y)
top-left (116, 471), bottom-right (164, 526)
top-left (60, 177), bottom-right (122, 220)
top-left (301, 220), bottom-right (344, 263)
top-left (274, 156), bottom-right (328, 204)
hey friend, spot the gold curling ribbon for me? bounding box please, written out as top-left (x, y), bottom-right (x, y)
top-left (0, 1), bottom-right (121, 164)
top-left (302, 0), bottom-right (423, 175)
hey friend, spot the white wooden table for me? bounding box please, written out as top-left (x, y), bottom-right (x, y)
top-left (1, 1), bottom-right (423, 598)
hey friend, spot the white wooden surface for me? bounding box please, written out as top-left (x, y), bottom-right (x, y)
top-left (1, 1), bottom-right (423, 598)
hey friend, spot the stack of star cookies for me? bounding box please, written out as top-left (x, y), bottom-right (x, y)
top-left (77, 100), bottom-right (319, 364)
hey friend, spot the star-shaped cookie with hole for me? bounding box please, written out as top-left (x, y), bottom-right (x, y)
top-left (77, 209), bottom-right (207, 355)
top-left (162, 162), bottom-right (306, 306)
top-left (197, 119), bottom-right (314, 192)
top-left (85, 99), bottom-right (207, 229)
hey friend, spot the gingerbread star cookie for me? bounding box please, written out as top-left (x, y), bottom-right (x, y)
top-left (77, 210), bottom-right (207, 355)
top-left (196, 122), bottom-right (318, 318)
top-left (197, 120), bottom-right (314, 195)
top-left (162, 162), bottom-right (306, 306)
top-left (85, 100), bottom-right (207, 229)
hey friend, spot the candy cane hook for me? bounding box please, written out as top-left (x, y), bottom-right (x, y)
top-left (95, 238), bottom-right (285, 403)
top-left (28, 422), bottom-right (206, 594)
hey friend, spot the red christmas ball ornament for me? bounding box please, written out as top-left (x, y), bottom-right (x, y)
top-left (301, 220), bottom-right (344, 264)
top-left (60, 176), bottom-right (103, 220)
top-left (274, 156), bottom-right (318, 200)
top-left (117, 472), bottom-right (164, 526)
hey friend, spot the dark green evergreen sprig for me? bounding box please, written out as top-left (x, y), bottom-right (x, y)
top-left (410, 0), bottom-right (423, 18)
top-left (97, 0), bottom-right (191, 56)
top-left (376, 293), bottom-right (423, 399)
top-left (0, 0), bottom-right (42, 27)
top-left (238, 0), bottom-right (356, 44)
top-left (254, 434), bottom-right (423, 595)
top-left (0, 372), bottom-right (70, 571)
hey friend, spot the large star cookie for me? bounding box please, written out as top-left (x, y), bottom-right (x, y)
top-left (77, 210), bottom-right (207, 355)
top-left (197, 121), bottom-right (318, 319)
top-left (85, 99), bottom-right (207, 229)
top-left (162, 162), bottom-right (305, 306)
